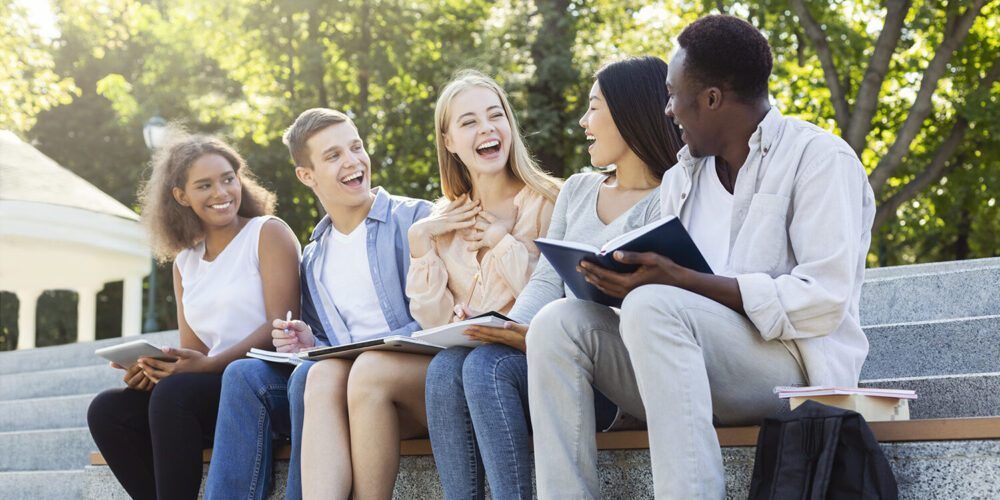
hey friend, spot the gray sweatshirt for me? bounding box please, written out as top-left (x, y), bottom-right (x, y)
top-left (508, 172), bottom-right (660, 324)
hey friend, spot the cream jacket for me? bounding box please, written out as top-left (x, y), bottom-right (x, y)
top-left (659, 107), bottom-right (876, 386)
top-left (406, 187), bottom-right (554, 328)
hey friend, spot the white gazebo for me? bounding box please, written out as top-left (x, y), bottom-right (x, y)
top-left (0, 130), bottom-right (151, 349)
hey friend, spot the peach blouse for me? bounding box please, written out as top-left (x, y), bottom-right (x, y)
top-left (406, 186), bottom-right (555, 329)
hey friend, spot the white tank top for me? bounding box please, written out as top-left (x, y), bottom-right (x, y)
top-left (175, 216), bottom-right (293, 356)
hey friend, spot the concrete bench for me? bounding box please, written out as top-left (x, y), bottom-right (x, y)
top-left (86, 416), bottom-right (1000, 465)
top-left (87, 417), bottom-right (1000, 499)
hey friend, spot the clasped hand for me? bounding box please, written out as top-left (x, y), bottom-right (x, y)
top-left (577, 250), bottom-right (689, 298)
top-left (463, 205), bottom-right (517, 252)
top-left (410, 194), bottom-right (481, 245)
top-left (410, 194), bottom-right (515, 253)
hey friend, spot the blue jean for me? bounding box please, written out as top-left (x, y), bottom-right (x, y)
top-left (425, 344), bottom-right (615, 500)
top-left (204, 359), bottom-right (315, 500)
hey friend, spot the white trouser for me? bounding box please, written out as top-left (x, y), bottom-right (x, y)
top-left (526, 285), bottom-right (805, 499)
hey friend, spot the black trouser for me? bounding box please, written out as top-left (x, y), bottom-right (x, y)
top-left (87, 372), bottom-right (223, 500)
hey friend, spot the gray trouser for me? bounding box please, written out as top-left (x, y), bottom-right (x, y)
top-left (526, 285), bottom-right (806, 499)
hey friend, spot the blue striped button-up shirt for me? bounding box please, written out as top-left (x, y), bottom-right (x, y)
top-left (300, 187), bottom-right (432, 346)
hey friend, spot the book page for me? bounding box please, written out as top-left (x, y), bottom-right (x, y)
top-left (535, 238), bottom-right (600, 254)
top-left (599, 216), bottom-right (676, 254)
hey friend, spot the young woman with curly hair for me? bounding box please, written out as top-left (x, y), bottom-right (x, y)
top-left (87, 132), bottom-right (301, 499)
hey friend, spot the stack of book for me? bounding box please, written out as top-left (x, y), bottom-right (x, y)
top-left (775, 386), bottom-right (917, 422)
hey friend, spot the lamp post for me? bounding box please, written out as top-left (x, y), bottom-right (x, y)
top-left (142, 116), bottom-right (167, 333)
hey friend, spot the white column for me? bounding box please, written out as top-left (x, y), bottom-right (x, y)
top-left (77, 286), bottom-right (100, 343)
top-left (121, 275), bottom-right (143, 337)
top-left (16, 289), bottom-right (42, 350)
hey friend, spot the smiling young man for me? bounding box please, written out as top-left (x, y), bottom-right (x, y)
top-left (203, 108), bottom-right (431, 500)
top-left (525, 15), bottom-right (876, 499)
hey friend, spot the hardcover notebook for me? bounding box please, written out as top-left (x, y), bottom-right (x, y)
top-left (298, 311), bottom-right (515, 361)
top-left (534, 216), bottom-right (713, 307)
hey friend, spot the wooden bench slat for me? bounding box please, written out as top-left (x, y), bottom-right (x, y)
top-left (89, 416), bottom-right (1000, 466)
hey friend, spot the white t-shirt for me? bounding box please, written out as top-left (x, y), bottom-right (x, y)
top-left (685, 157), bottom-right (735, 276)
top-left (319, 222), bottom-right (391, 342)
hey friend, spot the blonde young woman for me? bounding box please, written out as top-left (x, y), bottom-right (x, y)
top-left (406, 70), bottom-right (560, 328)
top-left (87, 133), bottom-right (301, 499)
top-left (416, 70), bottom-right (565, 499)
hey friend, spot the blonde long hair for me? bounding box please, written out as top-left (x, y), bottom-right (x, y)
top-left (434, 70), bottom-right (561, 203)
top-left (138, 131), bottom-right (275, 263)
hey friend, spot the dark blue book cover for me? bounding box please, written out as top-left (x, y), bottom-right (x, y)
top-left (534, 216), bottom-right (713, 307)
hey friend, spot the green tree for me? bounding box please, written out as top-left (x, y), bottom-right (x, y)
top-left (776, 0), bottom-right (998, 264)
top-left (0, 2), bottom-right (79, 134)
top-left (6, 0), bottom-right (996, 345)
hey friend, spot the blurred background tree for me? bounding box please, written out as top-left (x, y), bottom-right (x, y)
top-left (1, 0), bottom-right (996, 348)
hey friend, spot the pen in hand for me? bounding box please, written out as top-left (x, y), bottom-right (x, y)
top-left (454, 272), bottom-right (480, 321)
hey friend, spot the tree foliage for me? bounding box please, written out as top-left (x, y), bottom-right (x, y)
top-left (1, 0), bottom-right (996, 348)
top-left (0, 2), bottom-right (78, 132)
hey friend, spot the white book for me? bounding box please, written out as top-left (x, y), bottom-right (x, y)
top-left (247, 348), bottom-right (306, 366)
top-left (774, 386), bottom-right (917, 400)
top-left (410, 312), bottom-right (513, 348)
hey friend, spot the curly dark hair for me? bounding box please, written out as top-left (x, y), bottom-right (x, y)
top-left (677, 15), bottom-right (772, 102)
top-left (139, 131), bottom-right (276, 262)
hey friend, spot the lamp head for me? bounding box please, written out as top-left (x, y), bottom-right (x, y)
top-left (143, 116), bottom-right (168, 150)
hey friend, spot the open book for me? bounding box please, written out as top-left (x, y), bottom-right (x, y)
top-left (534, 216), bottom-right (713, 307)
top-left (246, 312), bottom-right (515, 363)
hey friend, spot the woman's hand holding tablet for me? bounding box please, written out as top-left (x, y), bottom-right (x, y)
top-left (137, 346), bottom-right (214, 383)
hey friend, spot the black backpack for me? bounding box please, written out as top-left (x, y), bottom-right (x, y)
top-left (748, 400), bottom-right (899, 500)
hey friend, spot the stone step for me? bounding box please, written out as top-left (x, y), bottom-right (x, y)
top-left (0, 370), bottom-right (990, 438)
top-left (82, 439), bottom-right (1000, 499)
top-left (864, 256), bottom-right (1000, 280)
top-left (0, 394), bottom-right (95, 432)
top-left (861, 315), bottom-right (1000, 380)
top-left (0, 470), bottom-right (83, 499)
top-left (0, 331), bottom-right (179, 376)
top-left (860, 372), bottom-right (1000, 419)
top-left (0, 364), bottom-right (123, 402)
top-left (0, 316), bottom-right (993, 405)
top-left (0, 427), bottom-right (93, 471)
top-left (860, 266), bottom-right (1000, 326)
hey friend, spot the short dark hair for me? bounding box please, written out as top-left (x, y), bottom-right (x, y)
top-left (596, 56), bottom-right (684, 180)
top-left (677, 15), bottom-right (772, 102)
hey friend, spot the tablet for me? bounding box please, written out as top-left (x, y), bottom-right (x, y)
top-left (95, 340), bottom-right (176, 367)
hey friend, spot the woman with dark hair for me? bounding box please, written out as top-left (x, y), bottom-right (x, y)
top-left (87, 133), bottom-right (301, 499)
top-left (424, 56), bottom-right (683, 499)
